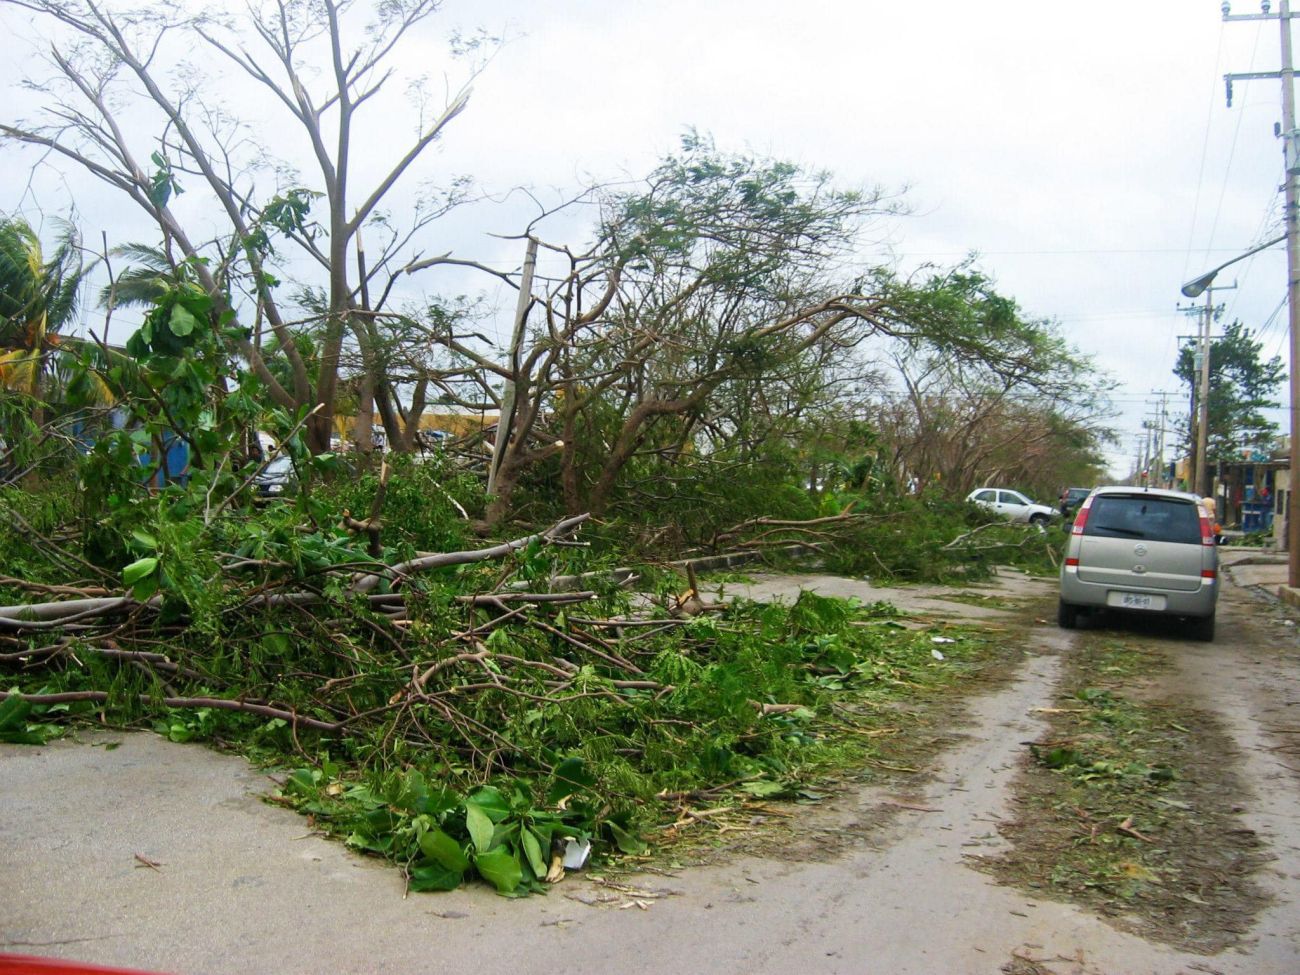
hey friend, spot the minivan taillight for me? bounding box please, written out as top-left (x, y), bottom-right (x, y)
top-left (1071, 498), bottom-right (1093, 536)
top-left (1199, 511), bottom-right (1215, 547)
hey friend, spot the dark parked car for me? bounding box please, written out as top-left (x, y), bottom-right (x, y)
top-left (1059, 486), bottom-right (1092, 518)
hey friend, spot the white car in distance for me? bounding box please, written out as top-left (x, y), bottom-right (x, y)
top-left (966, 487), bottom-right (1057, 526)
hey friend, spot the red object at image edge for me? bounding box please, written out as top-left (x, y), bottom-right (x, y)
top-left (0, 957), bottom-right (173, 975)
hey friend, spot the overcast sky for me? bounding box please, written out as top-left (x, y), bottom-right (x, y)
top-left (2, 0), bottom-right (1294, 480)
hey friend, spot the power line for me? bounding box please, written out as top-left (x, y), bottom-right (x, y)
top-left (1255, 291), bottom-right (1289, 341)
top-left (1222, 178), bottom-right (1287, 321)
top-left (1185, 20), bottom-right (1231, 281)
top-left (1203, 18), bottom-right (1268, 265)
top-left (898, 247), bottom-right (1273, 258)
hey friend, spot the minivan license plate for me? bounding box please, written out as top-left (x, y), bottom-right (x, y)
top-left (1108, 592), bottom-right (1165, 611)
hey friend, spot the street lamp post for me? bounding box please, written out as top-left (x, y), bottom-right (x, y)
top-left (1180, 234), bottom-right (1286, 301)
top-left (1181, 238), bottom-right (1291, 574)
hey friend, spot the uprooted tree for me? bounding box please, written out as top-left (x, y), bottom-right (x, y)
top-left (417, 137), bottom-right (1112, 530)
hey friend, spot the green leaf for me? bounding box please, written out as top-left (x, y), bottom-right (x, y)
top-left (607, 821), bottom-right (648, 855)
top-left (548, 756), bottom-right (596, 805)
top-left (388, 769), bottom-right (428, 811)
top-left (0, 694), bottom-right (47, 743)
top-left (521, 827), bottom-right (547, 878)
top-left (408, 860), bottom-right (463, 892)
top-left (131, 574), bottom-right (160, 602)
top-left (474, 848), bottom-right (523, 894)
top-left (122, 557), bottom-right (158, 587)
top-left (130, 530), bottom-right (158, 550)
top-left (464, 800), bottom-right (495, 853)
top-left (284, 768), bottom-right (322, 796)
top-left (0, 694), bottom-right (31, 731)
top-left (413, 787), bottom-right (460, 818)
top-left (345, 830), bottom-right (394, 854)
top-left (419, 828), bottom-right (470, 873)
top-left (168, 304), bottom-right (200, 337)
top-left (466, 786), bottom-right (510, 822)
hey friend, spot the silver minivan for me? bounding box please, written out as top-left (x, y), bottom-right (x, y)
top-left (1058, 486), bottom-right (1218, 641)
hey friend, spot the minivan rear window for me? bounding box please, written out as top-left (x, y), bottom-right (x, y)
top-left (1083, 495), bottom-right (1201, 544)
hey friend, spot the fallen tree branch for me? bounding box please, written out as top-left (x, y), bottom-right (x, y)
top-left (352, 513), bottom-right (591, 593)
top-left (0, 690), bottom-right (343, 733)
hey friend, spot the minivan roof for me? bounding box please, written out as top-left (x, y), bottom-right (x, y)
top-left (1089, 485), bottom-right (1202, 503)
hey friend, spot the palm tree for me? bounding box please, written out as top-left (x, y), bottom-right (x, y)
top-left (99, 241), bottom-right (176, 311)
top-left (0, 217), bottom-right (88, 405)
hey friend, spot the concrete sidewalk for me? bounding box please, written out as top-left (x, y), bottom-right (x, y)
top-left (1220, 549), bottom-right (1300, 609)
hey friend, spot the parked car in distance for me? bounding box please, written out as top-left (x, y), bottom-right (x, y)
top-left (255, 453), bottom-right (294, 495)
top-left (1058, 486), bottom-right (1092, 518)
top-left (965, 487), bottom-right (1058, 526)
top-left (253, 433), bottom-right (294, 496)
top-left (1058, 486), bottom-right (1218, 641)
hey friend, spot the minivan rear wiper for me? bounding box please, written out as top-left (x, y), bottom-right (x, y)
top-left (1092, 524), bottom-right (1145, 537)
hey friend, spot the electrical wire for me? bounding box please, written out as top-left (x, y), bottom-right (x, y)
top-left (1201, 19), bottom-right (1265, 267)
top-left (1221, 174), bottom-right (1285, 324)
top-left (1256, 292), bottom-right (1289, 340)
top-left (1177, 19), bottom-right (1273, 401)
top-left (1183, 20), bottom-right (1230, 282)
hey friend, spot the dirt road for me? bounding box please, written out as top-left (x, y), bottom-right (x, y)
top-left (3, 559), bottom-right (1299, 974)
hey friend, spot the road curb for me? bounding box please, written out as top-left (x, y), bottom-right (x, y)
top-left (1277, 585), bottom-right (1300, 610)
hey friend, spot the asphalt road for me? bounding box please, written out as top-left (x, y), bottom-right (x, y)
top-left (3, 560), bottom-right (1298, 975)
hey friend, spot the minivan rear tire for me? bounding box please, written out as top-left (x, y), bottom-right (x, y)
top-left (1188, 612), bottom-right (1215, 643)
top-left (1058, 599), bottom-right (1081, 630)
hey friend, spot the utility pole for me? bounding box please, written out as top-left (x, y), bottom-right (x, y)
top-left (1224, 0), bottom-right (1300, 586)
top-left (1199, 283), bottom-right (1233, 496)
top-left (1146, 392), bottom-right (1172, 487)
top-left (1175, 301), bottom-right (1223, 494)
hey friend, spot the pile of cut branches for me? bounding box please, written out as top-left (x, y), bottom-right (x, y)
top-left (0, 490), bottom-right (985, 895)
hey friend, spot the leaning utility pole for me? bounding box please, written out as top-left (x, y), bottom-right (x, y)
top-left (1224, 0), bottom-right (1300, 586)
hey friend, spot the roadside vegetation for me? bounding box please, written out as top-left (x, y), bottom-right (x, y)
top-left (2, 0), bottom-right (1111, 895)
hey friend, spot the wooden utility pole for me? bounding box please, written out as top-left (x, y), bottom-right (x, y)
top-left (1197, 284), bottom-right (1234, 496)
top-left (1222, 0), bottom-right (1300, 585)
top-left (1282, 0), bottom-right (1300, 587)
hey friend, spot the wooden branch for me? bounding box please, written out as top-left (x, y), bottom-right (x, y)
top-left (351, 513), bottom-right (591, 594)
top-left (342, 460), bottom-right (390, 558)
top-left (0, 690), bottom-right (342, 733)
top-left (0, 578), bottom-right (111, 598)
top-left (0, 596), bottom-right (139, 629)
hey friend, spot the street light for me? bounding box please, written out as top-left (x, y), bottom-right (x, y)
top-left (1180, 233), bottom-right (1286, 297)
top-left (1182, 232), bottom-right (1295, 586)
top-left (1181, 236), bottom-right (1285, 499)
